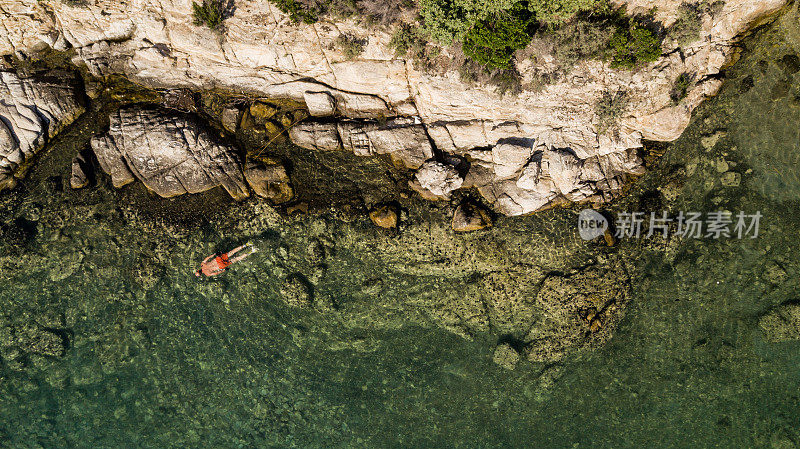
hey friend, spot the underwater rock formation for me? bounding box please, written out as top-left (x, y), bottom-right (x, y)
top-left (759, 302), bottom-right (800, 342)
top-left (0, 71), bottom-right (84, 191)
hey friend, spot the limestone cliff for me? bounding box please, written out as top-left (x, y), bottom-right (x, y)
top-left (0, 0), bottom-right (788, 213)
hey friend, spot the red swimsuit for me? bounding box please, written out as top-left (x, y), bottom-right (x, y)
top-left (214, 253), bottom-right (231, 270)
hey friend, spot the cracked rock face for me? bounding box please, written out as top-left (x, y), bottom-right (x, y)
top-left (0, 0), bottom-right (788, 212)
top-left (0, 71), bottom-right (84, 191)
top-left (91, 107), bottom-right (249, 200)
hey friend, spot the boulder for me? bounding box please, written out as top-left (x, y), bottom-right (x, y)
top-left (244, 159), bottom-right (294, 204)
top-left (759, 303), bottom-right (800, 342)
top-left (280, 274), bottom-right (314, 308)
top-left (304, 91), bottom-right (337, 117)
top-left (414, 161), bottom-right (463, 198)
top-left (492, 343), bottom-right (520, 370)
top-left (289, 122), bottom-right (341, 151)
top-left (369, 203), bottom-right (399, 229)
top-left (221, 107), bottom-right (240, 133)
top-left (540, 148), bottom-right (584, 197)
top-left (91, 107), bottom-right (249, 200)
top-left (492, 140), bottom-right (534, 180)
top-left (0, 71), bottom-right (84, 191)
top-left (452, 201), bottom-right (492, 232)
top-left (70, 154), bottom-right (91, 189)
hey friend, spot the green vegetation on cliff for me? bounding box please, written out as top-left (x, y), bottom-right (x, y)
top-left (192, 0), bottom-right (227, 29)
top-left (265, 0), bottom-right (662, 93)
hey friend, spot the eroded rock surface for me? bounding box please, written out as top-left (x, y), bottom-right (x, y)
top-left (0, 71), bottom-right (84, 190)
top-left (91, 107), bottom-right (250, 199)
top-left (759, 302), bottom-right (800, 342)
top-left (0, 0), bottom-right (785, 212)
top-left (244, 158), bottom-right (294, 204)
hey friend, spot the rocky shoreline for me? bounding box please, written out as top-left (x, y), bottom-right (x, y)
top-left (0, 0), bottom-right (789, 215)
top-left (0, 0), bottom-right (794, 375)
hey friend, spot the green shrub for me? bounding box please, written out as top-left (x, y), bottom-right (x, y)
top-left (389, 24), bottom-right (418, 57)
top-left (548, 18), bottom-right (615, 71)
top-left (417, 0), bottom-right (603, 47)
top-left (669, 2), bottom-right (702, 47)
top-left (461, 4), bottom-right (536, 68)
top-left (609, 23), bottom-right (661, 69)
top-left (269, 0), bottom-right (318, 23)
top-left (192, 0), bottom-right (226, 29)
top-left (595, 90), bottom-right (629, 133)
top-left (488, 66), bottom-right (523, 95)
top-left (417, 0), bottom-right (517, 45)
top-left (336, 34), bottom-right (367, 59)
top-left (526, 0), bottom-right (602, 25)
top-left (457, 59), bottom-right (523, 95)
top-left (670, 73), bottom-right (693, 103)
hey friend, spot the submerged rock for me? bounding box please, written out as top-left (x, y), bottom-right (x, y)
top-left (452, 201), bottom-right (492, 232)
top-left (492, 343), bottom-right (520, 370)
top-left (369, 203), bottom-right (399, 229)
top-left (759, 302), bottom-right (800, 342)
top-left (70, 152), bottom-right (92, 189)
top-left (91, 107), bottom-right (249, 200)
top-left (0, 71), bottom-right (84, 191)
top-left (0, 318), bottom-right (69, 362)
top-left (524, 261), bottom-right (631, 363)
top-left (281, 274), bottom-right (314, 308)
top-left (244, 159), bottom-right (293, 204)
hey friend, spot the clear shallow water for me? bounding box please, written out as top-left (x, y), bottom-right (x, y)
top-left (2, 7), bottom-right (800, 448)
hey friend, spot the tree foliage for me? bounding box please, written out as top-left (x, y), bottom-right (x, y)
top-left (525, 0), bottom-right (602, 24)
top-left (609, 23), bottom-right (661, 69)
top-left (461, 4), bottom-right (536, 68)
top-left (417, 0), bottom-right (517, 45)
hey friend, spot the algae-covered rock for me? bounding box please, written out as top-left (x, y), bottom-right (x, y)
top-left (249, 102), bottom-right (278, 120)
top-left (492, 343), bottom-right (520, 370)
top-left (759, 302), bottom-right (800, 342)
top-left (524, 261), bottom-right (631, 362)
top-left (281, 274), bottom-right (314, 308)
top-left (452, 201), bottom-right (492, 232)
top-left (244, 159), bottom-right (294, 204)
top-left (369, 203), bottom-right (399, 229)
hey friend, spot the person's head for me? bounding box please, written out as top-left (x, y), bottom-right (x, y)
top-left (195, 269), bottom-right (202, 277)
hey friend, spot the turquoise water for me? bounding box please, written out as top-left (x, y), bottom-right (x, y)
top-left (2, 6), bottom-right (800, 448)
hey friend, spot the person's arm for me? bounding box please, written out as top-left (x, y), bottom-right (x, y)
top-left (226, 245), bottom-right (247, 257)
top-left (202, 253), bottom-right (216, 264)
top-left (228, 250), bottom-right (254, 264)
